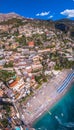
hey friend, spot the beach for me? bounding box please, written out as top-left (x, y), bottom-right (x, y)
top-left (20, 69), bottom-right (74, 125)
top-left (33, 82), bottom-right (74, 130)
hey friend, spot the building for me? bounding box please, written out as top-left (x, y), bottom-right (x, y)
top-left (8, 78), bottom-right (26, 100)
top-left (25, 66), bottom-right (32, 73)
top-left (38, 48), bottom-right (50, 53)
top-left (0, 89), bottom-right (4, 97)
top-left (28, 41), bottom-right (34, 47)
top-left (32, 64), bottom-right (43, 71)
top-left (9, 78), bottom-right (25, 91)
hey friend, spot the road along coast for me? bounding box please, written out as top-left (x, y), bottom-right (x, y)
top-left (20, 69), bottom-right (74, 126)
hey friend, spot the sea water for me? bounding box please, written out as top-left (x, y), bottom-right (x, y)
top-left (33, 83), bottom-right (74, 130)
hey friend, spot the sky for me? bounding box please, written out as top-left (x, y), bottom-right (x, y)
top-left (0, 0), bottom-right (74, 20)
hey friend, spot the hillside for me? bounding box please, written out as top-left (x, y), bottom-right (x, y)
top-left (0, 13), bottom-right (74, 48)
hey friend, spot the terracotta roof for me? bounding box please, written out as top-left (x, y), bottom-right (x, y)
top-left (9, 80), bottom-right (18, 87)
top-left (28, 41), bottom-right (34, 47)
top-left (5, 128), bottom-right (9, 130)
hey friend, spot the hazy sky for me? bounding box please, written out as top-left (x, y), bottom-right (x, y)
top-left (0, 0), bottom-right (74, 20)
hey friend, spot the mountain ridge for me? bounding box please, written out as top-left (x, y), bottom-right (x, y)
top-left (0, 12), bottom-right (74, 22)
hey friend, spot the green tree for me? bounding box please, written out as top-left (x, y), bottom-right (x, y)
top-left (16, 35), bottom-right (26, 46)
top-left (4, 61), bottom-right (13, 68)
top-left (1, 119), bottom-right (8, 128)
top-left (0, 70), bottom-right (15, 85)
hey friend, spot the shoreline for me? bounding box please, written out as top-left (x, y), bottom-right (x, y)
top-left (32, 80), bottom-right (74, 127)
top-left (20, 69), bottom-right (74, 127)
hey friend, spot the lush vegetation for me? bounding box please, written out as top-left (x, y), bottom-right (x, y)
top-left (15, 35), bottom-right (27, 46)
top-left (4, 61), bottom-right (13, 68)
top-left (1, 104), bottom-right (11, 128)
top-left (35, 73), bottom-right (47, 84)
top-left (0, 70), bottom-right (15, 83)
top-left (1, 119), bottom-right (9, 128)
top-left (0, 18), bottom-right (24, 27)
top-left (54, 59), bottom-right (74, 70)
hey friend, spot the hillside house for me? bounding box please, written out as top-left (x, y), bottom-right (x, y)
top-left (28, 41), bottom-right (34, 47)
top-left (32, 64), bottom-right (43, 71)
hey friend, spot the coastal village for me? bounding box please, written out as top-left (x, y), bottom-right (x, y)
top-left (0, 13), bottom-right (74, 130)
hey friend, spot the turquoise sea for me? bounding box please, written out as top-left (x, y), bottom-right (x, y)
top-left (33, 83), bottom-right (74, 130)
